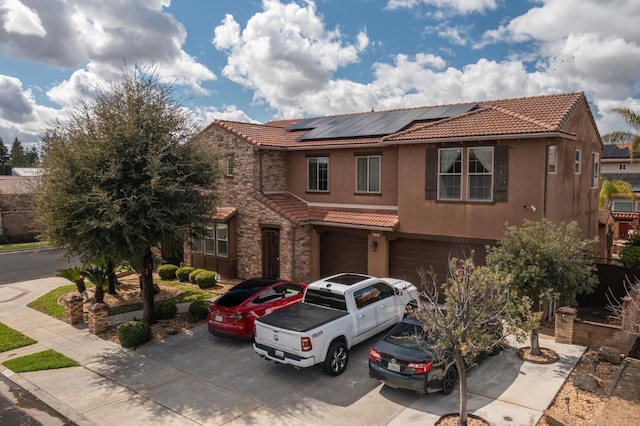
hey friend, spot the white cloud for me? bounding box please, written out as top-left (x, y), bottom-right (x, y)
top-left (426, 23), bottom-right (470, 46)
top-left (194, 105), bottom-right (260, 125)
top-left (387, 0), bottom-right (498, 14)
top-left (212, 0), bottom-right (367, 115)
top-left (1, 0), bottom-right (46, 36)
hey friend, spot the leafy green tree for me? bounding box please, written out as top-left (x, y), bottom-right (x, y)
top-left (0, 139), bottom-right (9, 175)
top-left (25, 145), bottom-right (39, 166)
top-left (600, 176), bottom-right (636, 210)
top-left (486, 219), bottom-right (599, 355)
top-left (620, 235), bottom-right (640, 268)
top-left (36, 68), bottom-right (217, 324)
top-left (602, 107), bottom-right (640, 159)
top-left (415, 256), bottom-right (533, 426)
top-left (7, 137), bottom-right (28, 169)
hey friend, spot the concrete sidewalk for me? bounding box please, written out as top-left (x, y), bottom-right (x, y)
top-left (0, 277), bottom-right (586, 426)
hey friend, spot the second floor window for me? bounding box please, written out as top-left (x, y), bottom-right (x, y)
top-left (356, 155), bottom-right (381, 193)
top-left (575, 150), bottom-right (581, 174)
top-left (226, 155), bottom-right (234, 176)
top-left (548, 145), bottom-right (557, 174)
top-left (308, 157), bottom-right (329, 191)
top-left (427, 145), bottom-right (507, 203)
top-left (591, 153), bottom-right (600, 189)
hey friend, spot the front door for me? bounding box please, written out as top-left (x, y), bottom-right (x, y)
top-left (262, 228), bottom-right (280, 278)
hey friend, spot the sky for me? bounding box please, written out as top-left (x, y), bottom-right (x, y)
top-left (1, 0), bottom-right (639, 150)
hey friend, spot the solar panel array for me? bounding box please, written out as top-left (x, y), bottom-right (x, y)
top-left (290, 103), bottom-right (477, 140)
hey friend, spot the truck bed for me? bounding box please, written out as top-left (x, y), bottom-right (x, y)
top-left (257, 303), bottom-right (348, 332)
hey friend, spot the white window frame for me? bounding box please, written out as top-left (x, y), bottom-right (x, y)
top-left (575, 150), bottom-right (581, 174)
top-left (193, 221), bottom-right (228, 258)
top-left (438, 148), bottom-right (463, 200)
top-left (307, 157), bottom-right (329, 192)
top-left (467, 147), bottom-right (493, 201)
top-left (356, 155), bottom-right (381, 193)
top-left (591, 153), bottom-right (600, 189)
top-left (548, 145), bottom-right (557, 174)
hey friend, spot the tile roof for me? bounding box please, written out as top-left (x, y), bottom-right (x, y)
top-left (612, 212), bottom-right (639, 221)
top-left (254, 192), bottom-right (399, 230)
top-left (212, 207), bottom-right (237, 221)
top-left (206, 92), bottom-right (591, 150)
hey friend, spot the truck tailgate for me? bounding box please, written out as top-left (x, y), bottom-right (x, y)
top-left (257, 303), bottom-right (348, 332)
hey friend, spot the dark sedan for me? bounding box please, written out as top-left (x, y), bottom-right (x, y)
top-left (368, 317), bottom-right (458, 395)
top-left (369, 316), bottom-right (502, 395)
top-left (207, 277), bottom-right (307, 340)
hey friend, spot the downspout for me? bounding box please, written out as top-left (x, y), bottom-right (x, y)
top-left (259, 149), bottom-right (263, 193)
top-left (543, 139), bottom-right (549, 217)
top-left (292, 225), bottom-right (296, 282)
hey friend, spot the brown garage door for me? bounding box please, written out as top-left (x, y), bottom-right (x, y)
top-left (320, 230), bottom-right (367, 278)
top-left (389, 238), bottom-right (486, 290)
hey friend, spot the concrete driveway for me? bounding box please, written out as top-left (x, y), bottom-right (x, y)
top-left (1, 278), bottom-right (585, 426)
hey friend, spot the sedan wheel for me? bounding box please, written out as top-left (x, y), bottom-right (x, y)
top-left (322, 341), bottom-right (349, 376)
top-left (441, 366), bottom-right (457, 395)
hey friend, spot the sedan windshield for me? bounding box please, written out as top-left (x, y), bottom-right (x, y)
top-left (384, 321), bottom-right (436, 351)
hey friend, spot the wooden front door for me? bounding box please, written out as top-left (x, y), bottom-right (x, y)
top-left (262, 228), bottom-right (280, 278)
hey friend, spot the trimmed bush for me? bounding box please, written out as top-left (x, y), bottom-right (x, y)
top-left (188, 299), bottom-right (209, 323)
top-left (176, 266), bottom-right (195, 282)
top-left (196, 271), bottom-right (217, 289)
top-left (188, 268), bottom-right (206, 284)
top-left (117, 321), bottom-right (152, 348)
top-left (154, 301), bottom-right (177, 320)
top-left (157, 264), bottom-right (179, 280)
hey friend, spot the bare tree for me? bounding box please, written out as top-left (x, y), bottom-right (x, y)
top-left (413, 255), bottom-right (533, 426)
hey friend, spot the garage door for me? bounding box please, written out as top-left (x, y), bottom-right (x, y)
top-left (320, 231), bottom-right (368, 278)
top-left (389, 238), bottom-right (485, 290)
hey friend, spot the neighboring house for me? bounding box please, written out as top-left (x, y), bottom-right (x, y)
top-left (187, 92), bottom-right (602, 286)
top-left (601, 145), bottom-right (640, 241)
top-left (0, 175), bottom-right (38, 241)
top-left (597, 209), bottom-right (615, 261)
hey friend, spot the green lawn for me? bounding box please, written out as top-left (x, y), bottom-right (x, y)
top-left (0, 242), bottom-right (48, 252)
top-left (2, 349), bottom-right (79, 372)
top-left (0, 322), bottom-right (36, 352)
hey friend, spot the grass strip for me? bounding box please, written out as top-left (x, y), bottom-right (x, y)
top-left (2, 349), bottom-right (79, 372)
top-left (0, 323), bottom-right (36, 352)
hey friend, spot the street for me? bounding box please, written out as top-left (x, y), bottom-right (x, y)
top-left (0, 248), bottom-right (80, 285)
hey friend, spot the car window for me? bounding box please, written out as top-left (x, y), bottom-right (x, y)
top-left (216, 288), bottom-right (262, 307)
top-left (274, 283), bottom-right (304, 299)
top-left (353, 282), bottom-right (395, 309)
top-left (384, 321), bottom-right (434, 350)
top-left (252, 287), bottom-right (280, 304)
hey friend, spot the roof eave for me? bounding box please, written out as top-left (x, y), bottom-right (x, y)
top-left (383, 131), bottom-right (576, 145)
top-left (306, 220), bottom-right (398, 232)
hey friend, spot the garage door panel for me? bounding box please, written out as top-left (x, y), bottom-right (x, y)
top-left (320, 231), bottom-right (367, 277)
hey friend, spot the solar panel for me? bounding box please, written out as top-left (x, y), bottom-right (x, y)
top-left (292, 103), bottom-right (478, 140)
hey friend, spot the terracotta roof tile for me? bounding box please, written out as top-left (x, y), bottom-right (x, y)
top-left (612, 212), bottom-right (639, 221)
top-left (212, 207), bottom-right (237, 221)
top-left (207, 92), bottom-right (588, 149)
top-left (255, 192), bottom-right (399, 230)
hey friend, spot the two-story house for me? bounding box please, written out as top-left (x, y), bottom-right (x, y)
top-left (186, 92), bottom-right (602, 287)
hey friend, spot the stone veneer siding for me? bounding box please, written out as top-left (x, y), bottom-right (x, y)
top-left (185, 125), bottom-right (311, 282)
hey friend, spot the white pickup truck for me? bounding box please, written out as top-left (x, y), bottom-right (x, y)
top-left (253, 273), bottom-right (418, 376)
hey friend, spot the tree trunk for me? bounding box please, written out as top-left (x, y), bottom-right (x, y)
top-left (454, 351), bottom-right (468, 426)
top-left (141, 247), bottom-right (156, 325)
top-left (106, 259), bottom-right (118, 295)
top-left (94, 282), bottom-right (104, 304)
top-left (529, 328), bottom-right (541, 356)
top-left (74, 279), bottom-right (86, 294)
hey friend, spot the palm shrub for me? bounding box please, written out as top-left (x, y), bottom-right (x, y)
top-left (56, 266), bottom-right (87, 293)
top-left (176, 266), bottom-right (195, 282)
top-left (188, 268), bottom-right (206, 284)
top-left (117, 321), bottom-right (152, 348)
top-left (157, 264), bottom-right (179, 280)
top-left (81, 261), bottom-right (109, 304)
top-left (188, 299), bottom-right (209, 323)
top-left (154, 301), bottom-right (177, 320)
top-left (196, 271), bottom-right (217, 289)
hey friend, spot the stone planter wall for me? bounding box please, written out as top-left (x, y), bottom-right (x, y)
top-left (63, 295), bottom-right (84, 325)
top-left (87, 303), bottom-right (109, 334)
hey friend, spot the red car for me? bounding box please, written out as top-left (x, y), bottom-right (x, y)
top-left (207, 277), bottom-right (307, 340)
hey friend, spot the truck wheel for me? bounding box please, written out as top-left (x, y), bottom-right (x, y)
top-left (322, 341), bottom-right (349, 376)
top-left (441, 366), bottom-right (457, 395)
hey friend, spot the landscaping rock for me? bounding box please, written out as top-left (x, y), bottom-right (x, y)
top-left (164, 326), bottom-right (179, 335)
top-left (573, 372), bottom-right (601, 394)
top-left (598, 346), bottom-right (622, 365)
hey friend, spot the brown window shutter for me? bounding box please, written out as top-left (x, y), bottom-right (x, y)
top-left (425, 147), bottom-right (437, 200)
top-left (494, 145), bottom-right (508, 202)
